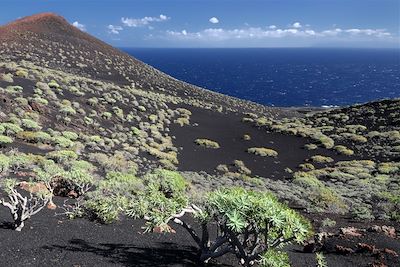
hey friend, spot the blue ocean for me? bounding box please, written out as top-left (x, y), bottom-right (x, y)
top-left (123, 48), bottom-right (400, 107)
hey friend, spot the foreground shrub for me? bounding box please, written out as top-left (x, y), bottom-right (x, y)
top-left (135, 187), bottom-right (312, 266)
top-left (293, 171), bottom-right (346, 213)
top-left (129, 171), bottom-right (189, 231)
top-left (84, 171), bottom-right (143, 223)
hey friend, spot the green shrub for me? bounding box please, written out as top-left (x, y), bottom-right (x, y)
top-left (247, 147), bottom-right (278, 157)
top-left (150, 187), bottom-right (312, 266)
top-left (234, 160), bottom-right (252, 175)
top-left (121, 170), bottom-right (189, 231)
top-left (195, 138), bottom-right (220, 149)
top-left (15, 97), bottom-right (29, 106)
top-left (299, 163), bottom-right (315, 171)
top-left (64, 168), bottom-right (94, 195)
top-left (0, 135), bottom-right (13, 146)
top-left (174, 117), bottom-right (190, 127)
top-left (84, 116), bottom-right (94, 125)
top-left (47, 150), bottom-right (78, 164)
top-left (316, 135), bottom-right (335, 149)
top-left (62, 131), bottom-right (79, 141)
top-left (87, 97), bottom-right (98, 106)
top-left (101, 112), bottom-right (112, 120)
top-left (0, 73), bottom-right (13, 83)
top-left (21, 119), bottom-right (41, 130)
top-left (321, 218), bottom-right (336, 228)
top-left (259, 249), bottom-right (290, 267)
top-left (131, 127), bottom-right (141, 136)
top-left (351, 205), bottom-right (374, 221)
top-left (84, 193), bottom-right (129, 224)
top-left (315, 252), bottom-right (327, 267)
top-left (377, 162), bottom-right (399, 174)
top-left (9, 154), bottom-right (31, 171)
top-left (334, 145), bottom-right (354, 156)
top-left (0, 154), bottom-right (10, 173)
top-left (15, 69), bottom-right (28, 78)
top-left (48, 80), bottom-right (60, 89)
top-left (243, 134), bottom-right (251, 141)
top-left (144, 169), bottom-right (188, 195)
top-left (293, 171), bottom-right (346, 212)
top-left (60, 106), bottom-right (76, 116)
top-left (311, 155), bottom-right (334, 164)
top-left (342, 133), bottom-right (368, 143)
top-left (0, 123), bottom-right (23, 136)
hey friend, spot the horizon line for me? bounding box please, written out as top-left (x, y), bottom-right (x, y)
top-left (117, 46), bottom-right (400, 49)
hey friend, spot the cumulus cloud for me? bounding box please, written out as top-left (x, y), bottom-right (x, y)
top-left (292, 22), bottom-right (302, 28)
top-left (121, 14), bottom-right (170, 27)
top-left (108, 25), bottom-right (123, 34)
top-left (72, 21), bottom-right (86, 31)
top-left (209, 17), bottom-right (219, 24)
top-left (164, 25), bottom-right (392, 41)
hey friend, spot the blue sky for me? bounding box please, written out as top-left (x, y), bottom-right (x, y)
top-left (1, 0), bottom-right (399, 48)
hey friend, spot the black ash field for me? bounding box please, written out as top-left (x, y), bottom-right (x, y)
top-left (0, 13), bottom-right (399, 267)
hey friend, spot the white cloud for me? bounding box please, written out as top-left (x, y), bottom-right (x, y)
top-left (72, 21), bottom-right (86, 32)
top-left (321, 28), bottom-right (343, 36)
top-left (121, 14), bottom-right (170, 27)
top-left (292, 22), bottom-right (302, 28)
top-left (269, 25), bottom-right (277, 29)
top-left (164, 25), bottom-right (392, 41)
top-left (108, 25), bottom-right (123, 34)
top-left (209, 17), bottom-right (219, 24)
top-left (344, 28), bottom-right (390, 37)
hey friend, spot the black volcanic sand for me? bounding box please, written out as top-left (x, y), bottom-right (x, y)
top-left (171, 105), bottom-right (352, 179)
top-left (0, 198), bottom-right (398, 267)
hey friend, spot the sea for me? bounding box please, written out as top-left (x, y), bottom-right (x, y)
top-left (122, 48), bottom-right (400, 107)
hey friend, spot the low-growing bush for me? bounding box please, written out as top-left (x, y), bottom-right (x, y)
top-left (334, 145), bottom-right (354, 156)
top-left (242, 134), bottom-right (251, 141)
top-left (0, 154), bottom-right (10, 173)
top-left (311, 155), bottom-right (334, 164)
top-left (21, 119), bottom-right (41, 131)
top-left (174, 117), bottom-right (190, 127)
top-left (195, 138), bottom-right (220, 149)
top-left (0, 135), bottom-right (13, 147)
top-left (247, 147), bottom-right (278, 157)
top-left (304, 144), bottom-right (318, 150)
top-left (47, 150), bottom-right (78, 164)
top-left (320, 218), bottom-right (336, 228)
top-left (15, 69), bottom-right (28, 78)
